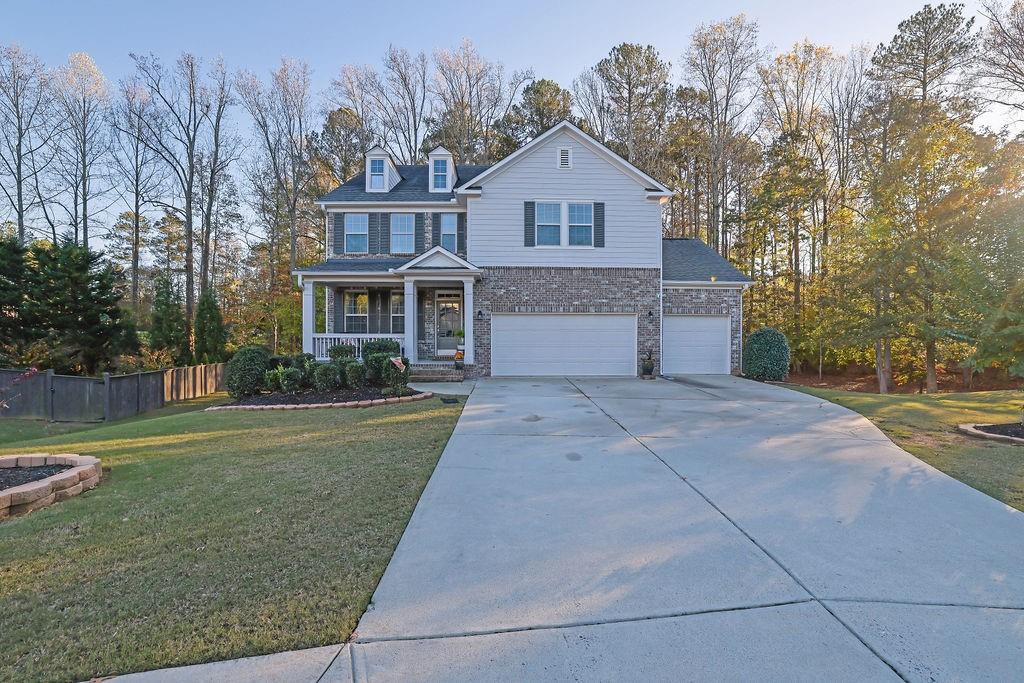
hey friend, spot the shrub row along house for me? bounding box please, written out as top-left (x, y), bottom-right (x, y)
top-left (294, 121), bottom-right (750, 378)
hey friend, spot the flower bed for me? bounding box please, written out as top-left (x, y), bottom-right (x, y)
top-left (0, 454), bottom-right (102, 519)
top-left (207, 390), bottom-right (434, 412)
top-left (957, 423), bottom-right (1024, 445)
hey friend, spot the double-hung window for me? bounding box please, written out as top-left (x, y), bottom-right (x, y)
top-left (568, 203), bottom-right (594, 246)
top-left (344, 214), bottom-right (368, 254)
top-left (345, 291), bottom-right (368, 333)
top-left (433, 159), bottom-right (447, 189)
top-left (369, 159), bottom-right (385, 190)
top-left (535, 202), bottom-right (561, 246)
top-left (390, 214), bottom-right (414, 254)
top-left (440, 213), bottom-right (458, 252)
top-left (390, 292), bottom-right (405, 334)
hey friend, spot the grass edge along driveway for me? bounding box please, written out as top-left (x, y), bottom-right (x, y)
top-left (0, 396), bottom-right (463, 683)
top-left (791, 386), bottom-right (1024, 513)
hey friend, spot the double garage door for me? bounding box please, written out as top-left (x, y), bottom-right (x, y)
top-left (490, 314), bottom-right (637, 376)
top-left (662, 315), bottom-right (731, 375)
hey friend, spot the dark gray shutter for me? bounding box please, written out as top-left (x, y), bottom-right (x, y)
top-left (431, 213), bottom-right (441, 248)
top-left (416, 290), bottom-right (426, 340)
top-left (370, 288), bottom-right (390, 334)
top-left (379, 213), bottom-right (391, 254)
top-left (333, 213), bottom-right (345, 255)
top-left (594, 202), bottom-right (605, 248)
top-left (524, 201), bottom-right (535, 247)
top-left (457, 213), bottom-right (466, 254)
top-left (368, 213), bottom-right (380, 254)
top-left (335, 288), bottom-right (345, 332)
top-left (415, 213), bottom-right (425, 253)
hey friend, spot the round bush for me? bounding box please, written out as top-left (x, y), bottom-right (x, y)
top-left (345, 361), bottom-right (367, 389)
top-left (226, 345), bottom-right (270, 398)
top-left (290, 353), bottom-right (317, 384)
top-left (743, 328), bottom-right (791, 381)
top-left (361, 338), bottom-right (401, 360)
top-left (267, 354), bottom-right (291, 371)
top-left (382, 356), bottom-right (410, 391)
top-left (263, 368), bottom-right (281, 392)
top-left (328, 344), bottom-right (356, 361)
top-left (365, 352), bottom-right (392, 386)
top-left (278, 367), bottom-right (304, 394)
top-left (313, 363), bottom-right (343, 392)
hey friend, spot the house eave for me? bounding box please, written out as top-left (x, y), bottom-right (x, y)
top-left (662, 280), bottom-right (751, 289)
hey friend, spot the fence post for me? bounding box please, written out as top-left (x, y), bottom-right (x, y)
top-left (136, 371), bottom-right (142, 415)
top-left (45, 369), bottom-right (55, 421)
top-left (102, 372), bottom-right (111, 421)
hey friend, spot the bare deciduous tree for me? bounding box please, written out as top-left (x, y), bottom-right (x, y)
top-left (979, 0), bottom-right (1024, 115)
top-left (573, 67), bottom-right (612, 143)
top-left (199, 58), bottom-right (239, 293)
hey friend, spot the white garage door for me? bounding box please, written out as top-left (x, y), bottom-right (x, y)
top-left (662, 315), bottom-right (731, 375)
top-left (490, 314), bottom-right (637, 376)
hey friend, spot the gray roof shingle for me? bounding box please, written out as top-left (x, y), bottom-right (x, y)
top-left (662, 238), bottom-right (751, 283)
top-left (319, 164), bottom-right (491, 203)
top-left (297, 257), bottom-right (411, 273)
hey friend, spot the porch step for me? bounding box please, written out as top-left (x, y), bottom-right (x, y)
top-left (409, 364), bottom-right (465, 382)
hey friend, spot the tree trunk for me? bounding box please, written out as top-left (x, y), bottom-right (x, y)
top-left (924, 340), bottom-right (938, 393)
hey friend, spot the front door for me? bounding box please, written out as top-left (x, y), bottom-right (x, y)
top-left (435, 291), bottom-right (463, 356)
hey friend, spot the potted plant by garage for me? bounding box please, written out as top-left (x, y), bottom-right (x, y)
top-left (640, 350), bottom-right (656, 379)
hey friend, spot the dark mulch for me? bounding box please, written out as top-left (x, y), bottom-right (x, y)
top-left (230, 386), bottom-right (418, 407)
top-left (978, 423), bottom-right (1024, 439)
top-left (0, 465), bottom-right (71, 491)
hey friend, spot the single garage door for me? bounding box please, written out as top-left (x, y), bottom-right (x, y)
top-left (490, 314), bottom-right (637, 376)
top-left (662, 315), bottom-right (731, 375)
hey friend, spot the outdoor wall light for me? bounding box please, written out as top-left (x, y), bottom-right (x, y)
top-left (710, 275), bottom-right (718, 282)
top-left (477, 310), bottom-right (484, 319)
top-left (648, 310), bottom-right (654, 317)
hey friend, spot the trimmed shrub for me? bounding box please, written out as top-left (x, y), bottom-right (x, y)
top-left (382, 356), bottom-right (411, 393)
top-left (331, 358), bottom-right (355, 388)
top-left (290, 352), bottom-right (317, 385)
top-left (365, 352), bottom-right (392, 385)
top-left (267, 354), bottom-right (291, 371)
top-left (345, 361), bottom-right (367, 389)
top-left (278, 367), bottom-right (304, 394)
top-left (226, 345), bottom-right (270, 398)
top-left (743, 328), bottom-right (791, 381)
top-left (313, 362), bottom-right (343, 392)
top-left (328, 344), bottom-right (356, 361)
top-left (361, 338), bottom-right (401, 360)
top-left (263, 368), bottom-right (281, 392)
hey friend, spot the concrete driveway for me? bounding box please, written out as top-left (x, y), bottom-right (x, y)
top-left (330, 376), bottom-right (1024, 681)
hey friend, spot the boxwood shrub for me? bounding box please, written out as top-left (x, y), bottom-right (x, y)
top-left (743, 327), bottom-right (791, 381)
top-left (361, 339), bottom-right (401, 360)
top-left (365, 352), bottom-right (393, 386)
top-left (290, 352), bottom-right (317, 384)
top-left (226, 345), bottom-right (270, 398)
top-left (382, 356), bottom-right (410, 393)
top-left (278, 367), bottom-right (304, 394)
top-left (328, 344), bottom-right (356, 361)
top-left (345, 361), bottom-right (367, 389)
top-left (313, 362), bottom-right (343, 392)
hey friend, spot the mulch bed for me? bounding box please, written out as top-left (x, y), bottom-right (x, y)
top-left (0, 465), bottom-right (71, 491)
top-left (230, 386), bottom-right (414, 407)
top-left (978, 423), bottom-right (1024, 439)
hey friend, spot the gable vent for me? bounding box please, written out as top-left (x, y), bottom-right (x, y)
top-left (558, 146), bottom-right (572, 169)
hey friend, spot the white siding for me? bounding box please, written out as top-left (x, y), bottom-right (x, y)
top-left (467, 130), bottom-right (663, 267)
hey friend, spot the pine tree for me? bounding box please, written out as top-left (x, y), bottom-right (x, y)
top-left (0, 236), bottom-right (28, 352)
top-left (193, 289), bottom-right (227, 362)
top-left (150, 275), bottom-right (190, 365)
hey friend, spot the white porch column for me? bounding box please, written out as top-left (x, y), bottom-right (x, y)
top-left (404, 279), bottom-right (417, 363)
top-left (301, 279), bottom-right (315, 354)
top-left (463, 277), bottom-right (474, 365)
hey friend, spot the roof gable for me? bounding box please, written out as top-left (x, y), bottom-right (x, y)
top-left (661, 239), bottom-right (751, 283)
top-left (395, 246), bottom-right (477, 271)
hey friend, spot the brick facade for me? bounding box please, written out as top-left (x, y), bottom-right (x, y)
top-left (662, 286), bottom-right (744, 373)
top-left (467, 266), bottom-right (662, 378)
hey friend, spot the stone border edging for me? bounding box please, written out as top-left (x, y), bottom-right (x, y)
top-left (0, 454), bottom-right (102, 519)
top-left (957, 423), bottom-right (1024, 446)
top-left (204, 391), bottom-right (435, 412)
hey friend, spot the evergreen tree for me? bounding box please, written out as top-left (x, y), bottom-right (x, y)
top-left (25, 240), bottom-right (138, 374)
top-left (0, 236), bottom-right (28, 352)
top-left (193, 289), bottom-right (227, 362)
top-left (150, 275), bottom-right (190, 365)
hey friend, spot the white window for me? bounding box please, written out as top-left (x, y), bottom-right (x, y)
top-left (344, 214), bottom-right (369, 254)
top-left (345, 291), bottom-right (368, 333)
top-left (370, 158), bottom-right (385, 190)
top-left (433, 159), bottom-right (448, 189)
top-left (390, 214), bottom-right (415, 254)
top-left (390, 291), bottom-right (405, 334)
top-left (535, 202), bottom-right (561, 246)
top-left (558, 146), bottom-right (572, 169)
top-left (440, 213), bottom-right (458, 252)
top-left (568, 203), bottom-right (593, 246)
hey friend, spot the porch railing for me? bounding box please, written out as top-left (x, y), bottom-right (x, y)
top-left (311, 334), bottom-right (405, 361)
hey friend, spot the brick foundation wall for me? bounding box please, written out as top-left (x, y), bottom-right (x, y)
top-left (468, 266), bottom-right (662, 378)
top-left (662, 286), bottom-right (744, 373)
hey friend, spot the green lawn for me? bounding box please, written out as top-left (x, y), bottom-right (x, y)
top-left (0, 396), bottom-right (463, 683)
top-left (792, 386), bottom-right (1024, 512)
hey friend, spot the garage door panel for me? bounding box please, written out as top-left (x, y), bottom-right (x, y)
top-left (663, 315), bottom-right (731, 375)
top-left (491, 314), bottom-right (637, 376)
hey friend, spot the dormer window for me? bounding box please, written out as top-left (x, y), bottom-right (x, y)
top-left (433, 159), bottom-right (448, 189)
top-left (369, 159), bottom-right (385, 190)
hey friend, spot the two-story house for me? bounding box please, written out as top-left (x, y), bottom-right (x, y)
top-left (294, 121), bottom-right (750, 378)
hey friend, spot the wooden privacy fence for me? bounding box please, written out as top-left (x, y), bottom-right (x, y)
top-left (0, 363), bottom-right (225, 423)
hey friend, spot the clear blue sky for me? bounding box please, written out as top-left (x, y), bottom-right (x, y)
top-left (1, 0), bottom-right (984, 95)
